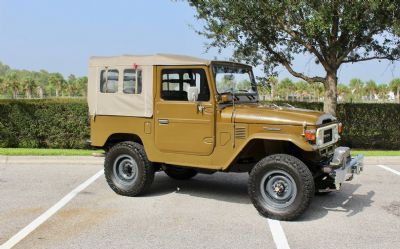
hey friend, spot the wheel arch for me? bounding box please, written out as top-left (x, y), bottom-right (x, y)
top-left (226, 134), bottom-right (316, 172)
top-left (103, 133), bottom-right (144, 150)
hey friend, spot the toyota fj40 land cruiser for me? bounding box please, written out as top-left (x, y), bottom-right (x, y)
top-left (88, 54), bottom-right (363, 220)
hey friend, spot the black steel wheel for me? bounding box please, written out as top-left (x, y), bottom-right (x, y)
top-left (104, 141), bottom-right (154, 196)
top-left (248, 154), bottom-right (314, 220)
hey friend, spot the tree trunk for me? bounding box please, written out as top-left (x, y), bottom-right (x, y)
top-left (323, 73), bottom-right (337, 115)
top-left (397, 86), bottom-right (400, 104)
top-left (12, 88), bottom-right (17, 99)
top-left (271, 84), bottom-right (275, 99)
top-left (26, 88), bottom-right (32, 99)
top-left (37, 86), bottom-right (44, 99)
top-left (55, 88), bottom-right (59, 97)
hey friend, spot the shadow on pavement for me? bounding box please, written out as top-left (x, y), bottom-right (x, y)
top-left (300, 184), bottom-right (375, 221)
top-left (148, 172), bottom-right (251, 204)
top-left (147, 172), bottom-right (375, 220)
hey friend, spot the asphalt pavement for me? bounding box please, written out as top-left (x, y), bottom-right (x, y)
top-left (0, 156), bottom-right (399, 249)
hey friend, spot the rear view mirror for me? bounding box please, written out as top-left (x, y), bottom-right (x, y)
top-left (219, 93), bottom-right (232, 103)
top-left (187, 87), bottom-right (199, 102)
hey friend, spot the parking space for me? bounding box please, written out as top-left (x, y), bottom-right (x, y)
top-left (0, 157), bottom-right (399, 249)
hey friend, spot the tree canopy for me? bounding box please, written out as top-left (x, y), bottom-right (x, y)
top-left (188, 0), bottom-right (400, 114)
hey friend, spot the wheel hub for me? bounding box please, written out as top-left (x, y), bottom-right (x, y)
top-left (260, 170), bottom-right (297, 209)
top-left (273, 181), bottom-right (286, 195)
top-left (113, 155), bottom-right (138, 184)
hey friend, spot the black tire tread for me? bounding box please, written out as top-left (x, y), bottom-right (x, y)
top-left (248, 154), bottom-right (314, 221)
top-left (104, 141), bottom-right (154, 196)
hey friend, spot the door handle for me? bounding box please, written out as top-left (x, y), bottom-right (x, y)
top-left (197, 104), bottom-right (205, 113)
top-left (158, 119), bottom-right (169, 125)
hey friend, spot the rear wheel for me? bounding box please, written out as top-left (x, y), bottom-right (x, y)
top-left (164, 166), bottom-right (197, 180)
top-left (248, 154), bottom-right (314, 220)
top-left (104, 141), bottom-right (154, 196)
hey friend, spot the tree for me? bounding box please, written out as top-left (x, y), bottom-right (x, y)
top-left (337, 83), bottom-right (350, 102)
top-left (294, 81), bottom-right (309, 101)
top-left (0, 62), bottom-right (11, 77)
top-left (188, 0), bottom-right (400, 115)
top-left (66, 74), bottom-right (77, 96)
top-left (349, 78), bottom-right (364, 102)
top-left (364, 80), bottom-right (378, 101)
top-left (389, 78), bottom-right (400, 103)
top-left (76, 77), bottom-right (88, 97)
top-left (21, 77), bottom-right (36, 99)
top-left (377, 83), bottom-right (389, 101)
top-left (277, 78), bottom-right (295, 100)
top-left (48, 73), bottom-right (65, 97)
top-left (3, 72), bottom-right (19, 99)
top-left (267, 76), bottom-right (278, 100)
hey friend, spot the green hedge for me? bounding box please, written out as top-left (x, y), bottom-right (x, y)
top-left (0, 99), bottom-right (399, 149)
top-left (268, 101), bottom-right (400, 150)
top-left (0, 99), bottom-right (89, 149)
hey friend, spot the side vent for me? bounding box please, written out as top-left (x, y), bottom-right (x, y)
top-left (235, 127), bottom-right (247, 139)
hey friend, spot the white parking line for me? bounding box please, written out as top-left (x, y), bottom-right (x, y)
top-left (377, 165), bottom-right (400, 176)
top-left (0, 169), bottom-right (104, 249)
top-left (267, 218), bottom-right (291, 249)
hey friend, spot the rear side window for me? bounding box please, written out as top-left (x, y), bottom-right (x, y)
top-left (123, 69), bottom-right (142, 94)
top-left (100, 69), bottom-right (118, 93)
top-left (161, 69), bottom-right (210, 101)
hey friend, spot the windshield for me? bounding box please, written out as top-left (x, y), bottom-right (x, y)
top-left (212, 64), bottom-right (257, 94)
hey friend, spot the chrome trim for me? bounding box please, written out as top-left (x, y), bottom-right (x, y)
top-left (315, 123), bottom-right (339, 148)
top-left (158, 119), bottom-right (169, 125)
top-left (263, 127), bottom-right (281, 131)
top-left (316, 114), bottom-right (337, 125)
top-left (328, 147), bottom-right (364, 190)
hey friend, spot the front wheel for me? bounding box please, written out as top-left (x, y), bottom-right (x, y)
top-left (248, 154), bottom-right (314, 221)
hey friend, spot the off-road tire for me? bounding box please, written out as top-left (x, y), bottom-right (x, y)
top-left (248, 154), bottom-right (314, 221)
top-left (104, 141), bottom-right (154, 196)
top-left (164, 166), bottom-right (197, 180)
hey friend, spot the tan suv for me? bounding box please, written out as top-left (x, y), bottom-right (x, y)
top-left (87, 54), bottom-right (363, 220)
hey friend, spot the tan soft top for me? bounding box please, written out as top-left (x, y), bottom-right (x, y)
top-left (89, 53), bottom-right (212, 67)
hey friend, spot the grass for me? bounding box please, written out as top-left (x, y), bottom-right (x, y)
top-left (0, 148), bottom-right (398, 156)
top-left (0, 148), bottom-right (104, 156)
top-left (352, 150), bottom-right (400, 156)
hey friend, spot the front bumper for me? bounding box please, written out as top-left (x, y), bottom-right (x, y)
top-left (327, 147), bottom-right (364, 190)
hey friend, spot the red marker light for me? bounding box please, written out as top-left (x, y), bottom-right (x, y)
top-left (133, 63), bottom-right (138, 69)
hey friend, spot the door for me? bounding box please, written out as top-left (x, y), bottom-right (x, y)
top-left (155, 66), bottom-right (215, 155)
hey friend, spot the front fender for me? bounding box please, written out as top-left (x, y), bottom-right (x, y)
top-left (246, 132), bottom-right (314, 152)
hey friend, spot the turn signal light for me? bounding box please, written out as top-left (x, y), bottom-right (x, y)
top-left (338, 123), bottom-right (343, 135)
top-left (304, 129), bottom-right (316, 142)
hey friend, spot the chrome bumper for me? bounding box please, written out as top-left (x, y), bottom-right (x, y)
top-left (329, 147), bottom-right (363, 190)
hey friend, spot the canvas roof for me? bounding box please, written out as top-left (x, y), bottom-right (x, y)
top-left (89, 53), bottom-right (212, 67)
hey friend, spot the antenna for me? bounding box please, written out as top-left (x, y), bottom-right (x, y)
top-left (231, 77), bottom-right (236, 148)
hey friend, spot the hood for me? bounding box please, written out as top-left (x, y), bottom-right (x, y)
top-left (220, 103), bottom-right (332, 126)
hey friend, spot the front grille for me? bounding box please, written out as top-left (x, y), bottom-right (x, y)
top-left (323, 129), bottom-right (333, 143)
top-left (316, 123), bottom-right (339, 148)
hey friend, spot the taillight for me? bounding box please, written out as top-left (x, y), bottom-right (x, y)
top-left (338, 123), bottom-right (343, 135)
top-left (304, 129), bottom-right (316, 142)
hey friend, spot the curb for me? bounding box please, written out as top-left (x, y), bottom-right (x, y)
top-left (0, 156), bottom-right (104, 165)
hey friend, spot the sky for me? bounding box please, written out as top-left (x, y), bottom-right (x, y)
top-left (0, 0), bottom-right (399, 84)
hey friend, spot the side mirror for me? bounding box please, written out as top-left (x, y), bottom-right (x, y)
top-left (219, 93), bottom-right (232, 103)
top-left (187, 87), bottom-right (199, 102)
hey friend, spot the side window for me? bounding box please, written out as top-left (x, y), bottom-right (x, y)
top-left (123, 69), bottom-right (142, 94)
top-left (100, 69), bottom-right (118, 93)
top-left (161, 69), bottom-right (210, 101)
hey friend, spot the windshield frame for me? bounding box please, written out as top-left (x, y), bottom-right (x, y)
top-left (211, 62), bottom-right (258, 97)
